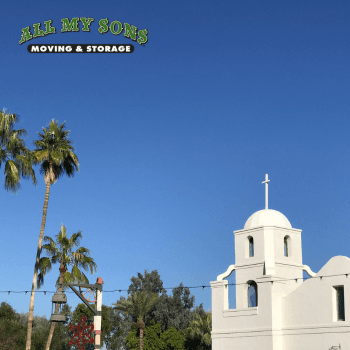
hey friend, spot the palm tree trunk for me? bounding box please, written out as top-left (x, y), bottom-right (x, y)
top-left (45, 265), bottom-right (65, 350)
top-left (137, 318), bottom-right (145, 350)
top-left (26, 181), bottom-right (51, 350)
top-left (45, 312), bottom-right (56, 350)
top-left (139, 327), bottom-right (144, 350)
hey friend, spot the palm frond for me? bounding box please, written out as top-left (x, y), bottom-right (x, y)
top-left (69, 231), bottom-right (82, 247)
top-left (37, 257), bottom-right (52, 289)
top-left (34, 119), bottom-right (79, 184)
top-left (186, 311), bottom-right (212, 347)
top-left (50, 255), bottom-right (60, 264)
top-left (34, 149), bottom-right (49, 163)
top-left (80, 271), bottom-right (89, 284)
top-left (75, 246), bottom-right (90, 255)
top-left (43, 235), bottom-right (56, 247)
top-left (42, 224), bottom-right (97, 291)
top-left (72, 264), bottom-right (82, 281)
top-left (0, 110), bottom-right (36, 191)
top-left (114, 291), bottom-right (158, 322)
top-left (41, 243), bottom-right (57, 254)
top-left (78, 257), bottom-right (97, 274)
top-left (4, 159), bottom-right (20, 193)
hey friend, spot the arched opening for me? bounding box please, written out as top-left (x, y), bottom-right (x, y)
top-left (248, 236), bottom-right (254, 257)
top-left (284, 235), bottom-right (291, 257)
top-left (247, 281), bottom-right (258, 307)
top-left (227, 270), bottom-right (236, 309)
top-left (334, 286), bottom-right (345, 321)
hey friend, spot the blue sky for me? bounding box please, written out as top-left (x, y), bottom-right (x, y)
top-left (1, 0), bottom-right (350, 322)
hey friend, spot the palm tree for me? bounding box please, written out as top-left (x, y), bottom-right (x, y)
top-left (26, 119), bottom-right (79, 350)
top-left (186, 311), bottom-right (212, 350)
top-left (113, 291), bottom-right (158, 350)
top-left (37, 224), bottom-right (97, 350)
top-left (0, 109), bottom-right (36, 192)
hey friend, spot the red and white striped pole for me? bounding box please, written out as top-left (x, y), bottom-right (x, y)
top-left (94, 277), bottom-right (103, 349)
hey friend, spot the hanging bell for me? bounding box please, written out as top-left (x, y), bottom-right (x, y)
top-left (50, 290), bottom-right (67, 322)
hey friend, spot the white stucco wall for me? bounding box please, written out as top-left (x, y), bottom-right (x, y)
top-left (211, 215), bottom-right (350, 350)
top-left (282, 256), bottom-right (350, 350)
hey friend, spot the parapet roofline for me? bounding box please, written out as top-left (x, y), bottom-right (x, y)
top-left (234, 226), bottom-right (302, 235)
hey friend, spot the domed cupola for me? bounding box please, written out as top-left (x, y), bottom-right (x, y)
top-left (244, 209), bottom-right (292, 229)
top-left (233, 174), bottom-right (302, 280)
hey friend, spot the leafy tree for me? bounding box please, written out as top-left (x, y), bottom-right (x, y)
top-left (144, 322), bottom-right (165, 350)
top-left (185, 311), bottom-right (211, 350)
top-left (71, 303), bottom-right (94, 325)
top-left (31, 316), bottom-right (51, 350)
top-left (50, 304), bottom-right (72, 350)
top-left (153, 283), bottom-right (197, 332)
top-left (0, 321), bottom-right (26, 350)
top-left (111, 270), bottom-right (205, 349)
top-left (128, 270), bottom-right (166, 295)
top-left (0, 302), bottom-right (72, 350)
top-left (0, 109), bottom-right (36, 192)
top-left (114, 291), bottom-right (159, 350)
top-left (50, 322), bottom-right (72, 350)
top-left (125, 324), bottom-right (142, 350)
top-left (126, 322), bottom-right (186, 350)
top-left (0, 302), bottom-right (26, 350)
top-left (37, 225), bottom-right (97, 350)
top-left (0, 301), bottom-right (18, 320)
top-left (161, 327), bottom-right (185, 350)
top-left (126, 322), bottom-right (164, 350)
top-left (100, 305), bottom-right (117, 348)
top-left (27, 120), bottom-right (79, 350)
top-left (106, 306), bottom-right (129, 350)
top-left (127, 270), bottom-right (200, 331)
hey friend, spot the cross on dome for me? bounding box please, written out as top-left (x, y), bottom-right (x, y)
top-left (262, 174), bottom-right (270, 209)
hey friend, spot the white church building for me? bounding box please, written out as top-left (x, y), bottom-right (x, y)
top-left (211, 175), bottom-right (350, 350)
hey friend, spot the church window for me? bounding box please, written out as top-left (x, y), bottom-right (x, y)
top-left (248, 236), bottom-right (254, 257)
top-left (334, 286), bottom-right (345, 321)
top-left (284, 235), bottom-right (291, 257)
top-left (284, 236), bottom-right (288, 257)
top-left (248, 281), bottom-right (258, 307)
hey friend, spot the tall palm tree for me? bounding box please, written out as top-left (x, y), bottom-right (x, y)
top-left (113, 291), bottom-right (158, 350)
top-left (37, 224), bottom-right (97, 350)
top-left (186, 311), bottom-right (212, 350)
top-left (26, 120), bottom-right (79, 350)
top-left (0, 109), bottom-right (36, 192)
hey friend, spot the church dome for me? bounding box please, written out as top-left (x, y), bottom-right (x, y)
top-left (244, 209), bottom-right (292, 229)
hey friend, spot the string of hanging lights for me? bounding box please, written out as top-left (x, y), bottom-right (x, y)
top-left (1, 271), bottom-right (348, 294)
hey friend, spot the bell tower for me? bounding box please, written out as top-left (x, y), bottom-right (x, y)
top-left (234, 175), bottom-right (303, 308)
top-left (211, 175), bottom-right (314, 350)
top-left (210, 175), bottom-right (322, 350)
